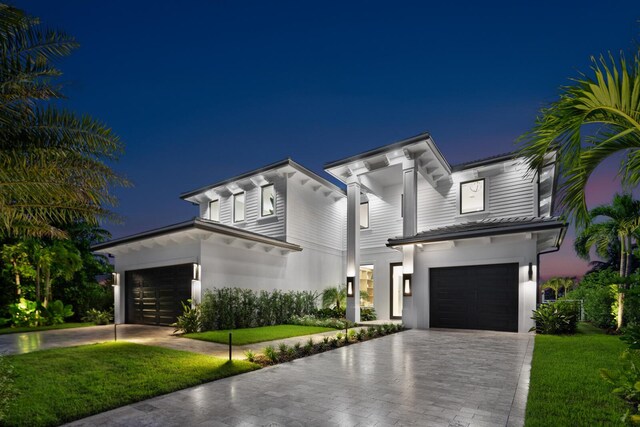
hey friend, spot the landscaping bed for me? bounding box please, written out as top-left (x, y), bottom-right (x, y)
top-left (525, 323), bottom-right (628, 426)
top-left (3, 342), bottom-right (258, 427)
top-left (183, 324), bottom-right (337, 345)
top-left (0, 322), bottom-right (95, 335)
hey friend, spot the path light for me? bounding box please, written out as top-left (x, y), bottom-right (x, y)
top-left (346, 276), bottom-right (355, 297)
top-left (403, 273), bottom-right (412, 296)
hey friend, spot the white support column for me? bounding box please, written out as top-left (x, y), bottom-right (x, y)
top-left (403, 159), bottom-right (417, 237)
top-left (346, 180), bottom-right (361, 323)
top-left (113, 271), bottom-right (123, 324)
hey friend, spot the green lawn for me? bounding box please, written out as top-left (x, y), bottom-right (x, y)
top-left (525, 323), bottom-right (629, 426)
top-left (184, 324), bottom-right (337, 345)
top-left (0, 322), bottom-right (95, 335)
top-left (3, 342), bottom-right (258, 427)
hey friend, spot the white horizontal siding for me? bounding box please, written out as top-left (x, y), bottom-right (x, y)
top-left (361, 184), bottom-right (403, 249)
top-left (488, 165), bottom-right (535, 218)
top-left (287, 179), bottom-right (345, 251)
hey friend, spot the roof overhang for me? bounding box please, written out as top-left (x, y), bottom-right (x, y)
top-left (387, 217), bottom-right (567, 253)
top-left (180, 158), bottom-right (345, 204)
top-left (323, 132), bottom-right (452, 190)
top-left (92, 218), bottom-right (302, 255)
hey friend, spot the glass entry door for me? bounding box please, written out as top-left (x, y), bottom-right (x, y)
top-left (390, 263), bottom-right (403, 319)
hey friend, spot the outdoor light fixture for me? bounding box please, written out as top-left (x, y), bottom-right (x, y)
top-left (528, 262), bottom-right (533, 281)
top-left (193, 263), bottom-right (201, 281)
top-left (346, 276), bottom-right (355, 297)
top-left (403, 273), bottom-right (412, 296)
top-left (111, 272), bottom-right (120, 287)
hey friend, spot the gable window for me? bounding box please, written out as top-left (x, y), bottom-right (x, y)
top-left (360, 201), bottom-right (369, 229)
top-left (261, 184), bottom-right (275, 217)
top-left (209, 199), bottom-right (220, 222)
top-left (233, 192), bottom-right (245, 223)
top-left (460, 178), bottom-right (485, 214)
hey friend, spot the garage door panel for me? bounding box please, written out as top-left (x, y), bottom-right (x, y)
top-left (125, 263), bottom-right (192, 325)
top-left (430, 263), bottom-right (518, 332)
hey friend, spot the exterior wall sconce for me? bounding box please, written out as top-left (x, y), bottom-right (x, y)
top-left (403, 273), bottom-right (412, 296)
top-left (193, 263), bottom-right (201, 281)
top-left (111, 272), bottom-right (120, 287)
top-left (346, 276), bottom-right (355, 297)
top-left (528, 262), bottom-right (533, 281)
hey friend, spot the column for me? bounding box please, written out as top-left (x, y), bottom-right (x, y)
top-left (346, 180), bottom-right (361, 323)
top-left (402, 159), bottom-right (417, 237)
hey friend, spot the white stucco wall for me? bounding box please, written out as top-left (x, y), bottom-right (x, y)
top-left (406, 236), bottom-right (538, 333)
top-left (359, 247), bottom-right (403, 320)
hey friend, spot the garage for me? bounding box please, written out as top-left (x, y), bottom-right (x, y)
top-left (125, 263), bottom-right (192, 325)
top-left (429, 263), bottom-right (519, 332)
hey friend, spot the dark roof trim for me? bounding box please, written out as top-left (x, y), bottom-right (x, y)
top-left (323, 132), bottom-right (432, 169)
top-left (91, 218), bottom-right (302, 252)
top-left (450, 152), bottom-right (517, 172)
top-left (180, 158), bottom-right (345, 200)
top-left (386, 218), bottom-right (567, 247)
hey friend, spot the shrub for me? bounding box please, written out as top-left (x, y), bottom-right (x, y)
top-left (264, 345), bottom-right (278, 363)
top-left (278, 343), bottom-right (288, 355)
top-left (566, 269), bottom-right (618, 328)
top-left (200, 288), bottom-right (318, 330)
top-left (244, 350), bottom-right (255, 362)
top-left (356, 329), bottom-right (365, 341)
top-left (360, 307), bottom-right (377, 321)
top-left (601, 350), bottom-right (640, 424)
top-left (172, 301), bottom-right (202, 334)
top-left (0, 354), bottom-right (15, 422)
top-left (335, 332), bottom-right (344, 341)
top-left (81, 308), bottom-right (113, 325)
top-left (43, 300), bottom-right (74, 325)
top-left (530, 301), bottom-right (579, 334)
top-left (289, 314), bottom-right (354, 329)
top-left (315, 307), bottom-right (345, 319)
top-left (6, 298), bottom-right (42, 327)
top-left (347, 329), bottom-right (356, 342)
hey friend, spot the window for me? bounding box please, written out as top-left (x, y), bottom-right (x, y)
top-left (460, 178), bottom-right (485, 214)
top-left (261, 184), bottom-right (275, 217)
top-left (209, 199), bottom-right (219, 222)
top-left (360, 201), bottom-right (369, 229)
top-left (233, 192), bottom-right (245, 223)
top-left (360, 265), bottom-right (374, 307)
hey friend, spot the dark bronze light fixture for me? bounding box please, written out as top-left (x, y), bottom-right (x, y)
top-left (346, 276), bottom-right (355, 297)
top-left (402, 273), bottom-right (412, 296)
top-left (528, 262), bottom-right (533, 281)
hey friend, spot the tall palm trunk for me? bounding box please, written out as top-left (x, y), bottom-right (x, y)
top-left (617, 232), bottom-right (629, 330)
top-left (43, 269), bottom-right (51, 308)
top-left (12, 260), bottom-right (20, 296)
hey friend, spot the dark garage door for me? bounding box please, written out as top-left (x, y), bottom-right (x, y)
top-left (430, 263), bottom-right (519, 332)
top-left (125, 264), bottom-right (192, 325)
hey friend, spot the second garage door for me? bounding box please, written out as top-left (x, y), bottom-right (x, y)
top-left (429, 263), bottom-right (519, 332)
top-left (125, 264), bottom-right (192, 325)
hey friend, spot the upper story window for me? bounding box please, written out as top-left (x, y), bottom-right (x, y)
top-left (261, 184), bottom-right (275, 217)
top-left (460, 178), bottom-right (485, 214)
top-left (209, 199), bottom-right (220, 222)
top-left (360, 201), bottom-right (369, 229)
top-left (233, 192), bottom-right (245, 223)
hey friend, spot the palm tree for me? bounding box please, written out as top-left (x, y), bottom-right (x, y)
top-left (518, 51), bottom-right (640, 226)
top-left (574, 194), bottom-right (640, 329)
top-left (321, 285), bottom-right (346, 311)
top-left (542, 277), bottom-right (574, 300)
top-left (0, 4), bottom-right (129, 239)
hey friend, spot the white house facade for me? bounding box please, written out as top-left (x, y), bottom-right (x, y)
top-left (94, 132), bottom-right (566, 333)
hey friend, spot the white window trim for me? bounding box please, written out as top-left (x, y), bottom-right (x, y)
top-left (233, 192), bottom-right (245, 223)
top-left (459, 178), bottom-right (486, 215)
top-left (260, 183), bottom-right (276, 218)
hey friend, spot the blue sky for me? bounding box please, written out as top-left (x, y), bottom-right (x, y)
top-left (21, 1), bottom-right (640, 278)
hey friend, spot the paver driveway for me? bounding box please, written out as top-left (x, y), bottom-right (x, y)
top-left (67, 329), bottom-right (533, 427)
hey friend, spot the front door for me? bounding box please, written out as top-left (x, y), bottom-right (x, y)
top-left (390, 263), bottom-right (403, 319)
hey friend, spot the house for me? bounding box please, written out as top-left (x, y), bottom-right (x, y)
top-left (93, 132), bottom-right (566, 332)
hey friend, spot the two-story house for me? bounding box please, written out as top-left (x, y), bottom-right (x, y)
top-left (93, 132), bottom-right (566, 332)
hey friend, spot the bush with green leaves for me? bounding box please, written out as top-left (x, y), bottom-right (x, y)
top-left (200, 288), bottom-right (317, 330)
top-left (566, 269), bottom-right (618, 328)
top-left (244, 350), bottom-right (255, 362)
top-left (6, 298), bottom-right (42, 327)
top-left (314, 307), bottom-right (345, 319)
top-left (81, 308), bottom-right (113, 325)
top-left (360, 307), bottom-right (377, 321)
top-left (601, 350), bottom-right (640, 424)
top-left (0, 354), bottom-right (15, 422)
top-left (44, 300), bottom-right (74, 325)
top-left (530, 301), bottom-right (579, 334)
top-left (264, 345), bottom-right (278, 363)
top-left (172, 301), bottom-right (202, 334)
top-left (289, 314), bottom-right (354, 329)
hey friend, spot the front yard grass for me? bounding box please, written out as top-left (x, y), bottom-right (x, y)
top-left (525, 323), bottom-right (628, 426)
top-left (0, 322), bottom-right (95, 335)
top-left (4, 342), bottom-right (258, 427)
top-left (184, 324), bottom-right (336, 345)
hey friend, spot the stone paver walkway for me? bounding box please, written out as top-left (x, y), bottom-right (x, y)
top-left (66, 329), bottom-right (533, 427)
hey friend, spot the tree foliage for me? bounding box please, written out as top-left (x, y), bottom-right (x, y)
top-left (518, 50), bottom-right (640, 226)
top-left (0, 3), bottom-right (129, 239)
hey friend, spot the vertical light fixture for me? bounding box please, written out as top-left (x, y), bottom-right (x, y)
top-left (528, 262), bottom-right (533, 281)
top-left (402, 273), bottom-right (412, 296)
top-left (346, 276), bottom-right (355, 297)
top-left (193, 263), bottom-right (201, 281)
